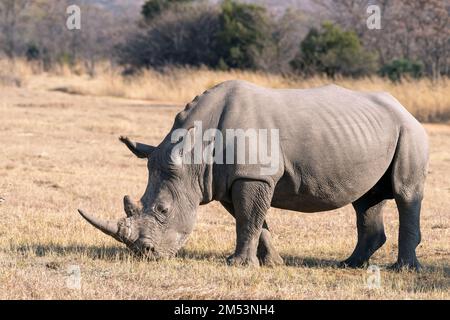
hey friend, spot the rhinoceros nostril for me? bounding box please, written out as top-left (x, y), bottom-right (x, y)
top-left (143, 245), bottom-right (155, 254)
top-left (155, 204), bottom-right (168, 215)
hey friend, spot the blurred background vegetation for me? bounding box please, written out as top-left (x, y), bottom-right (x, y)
top-left (0, 0), bottom-right (448, 81)
top-left (0, 0), bottom-right (449, 122)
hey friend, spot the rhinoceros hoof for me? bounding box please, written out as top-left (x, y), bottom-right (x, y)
top-left (388, 260), bottom-right (422, 272)
top-left (226, 254), bottom-right (260, 267)
top-left (339, 258), bottom-right (368, 269)
top-left (259, 252), bottom-right (284, 267)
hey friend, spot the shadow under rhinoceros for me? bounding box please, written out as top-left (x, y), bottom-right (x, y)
top-left (176, 249), bottom-right (340, 268)
top-left (285, 255), bottom-right (450, 277)
top-left (13, 244), bottom-right (130, 261)
top-left (282, 255), bottom-right (340, 268)
top-left (175, 248), bottom-right (228, 263)
top-left (11, 244), bottom-right (450, 280)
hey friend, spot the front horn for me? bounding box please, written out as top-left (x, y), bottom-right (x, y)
top-left (78, 209), bottom-right (123, 242)
top-left (119, 136), bottom-right (155, 158)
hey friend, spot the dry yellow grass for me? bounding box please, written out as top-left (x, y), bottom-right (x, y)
top-left (2, 59), bottom-right (450, 122)
top-left (0, 61), bottom-right (449, 299)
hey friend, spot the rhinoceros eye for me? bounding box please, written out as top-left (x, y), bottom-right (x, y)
top-left (151, 203), bottom-right (171, 224)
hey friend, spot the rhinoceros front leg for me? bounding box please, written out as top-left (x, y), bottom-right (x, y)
top-left (221, 201), bottom-right (283, 267)
top-left (225, 180), bottom-right (274, 267)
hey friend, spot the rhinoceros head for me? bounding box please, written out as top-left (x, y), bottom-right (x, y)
top-left (78, 131), bottom-right (203, 259)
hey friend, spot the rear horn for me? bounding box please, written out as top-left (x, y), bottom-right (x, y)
top-left (119, 136), bottom-right (155, 158)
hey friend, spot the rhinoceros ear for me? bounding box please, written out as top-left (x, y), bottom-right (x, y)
top-left (119, 136), bottom-right (155, 158)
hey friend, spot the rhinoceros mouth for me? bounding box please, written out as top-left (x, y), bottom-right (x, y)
top-left (127, 241), bottom-right (165, 260)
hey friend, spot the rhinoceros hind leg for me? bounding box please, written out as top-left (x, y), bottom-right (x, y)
top-left (388, 198), bottom-right (423, 272)
top-left (221, 201), bottom-right (283, 267)
top-left (388, 127), bottom-right (427, 272)
top-left (340, 194), bottom-right (387, 269)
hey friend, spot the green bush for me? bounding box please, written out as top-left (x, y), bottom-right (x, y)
top-left (141, 0), bottom-right (193, 22)
top-left (379, 59), bottom-right (424, 82)
top-left (215, 0), bottom-right (273, 69)
top-left (291, 22), bottom-right (377, 77)
top-left (25, 44), bottom-right (40, 61)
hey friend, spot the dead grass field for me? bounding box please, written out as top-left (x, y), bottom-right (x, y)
top-left (0, 67), bottom-right (449, 299)
top-left (2, 59), bottom-right (450, 122)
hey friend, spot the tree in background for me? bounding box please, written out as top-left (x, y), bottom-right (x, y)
top-left (270, 8), bottom-right (311, 74)
top-left (1, 0), bottom-right (447, 79)
top-left (401, 0), bottom-right (449, 80)
top-left (141, 0), bottom-right (194, 23)
top-left (320, 0), bottom-right (449, 79)
top-left (119, 4), bottom-right (220, 70)
top-left (215, 0), bottom-right (274, 70)
top-left (122, 0), bottom-right (279, 71)
top-left (0, 0), bottom-right (135, 74)
top-left (0, 0), bottom-right (31, 58)
top-left (290, 22), bottom-right (377, 77)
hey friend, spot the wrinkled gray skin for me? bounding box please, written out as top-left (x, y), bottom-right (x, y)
top-left (79, 80), bottom-right (429, 271)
